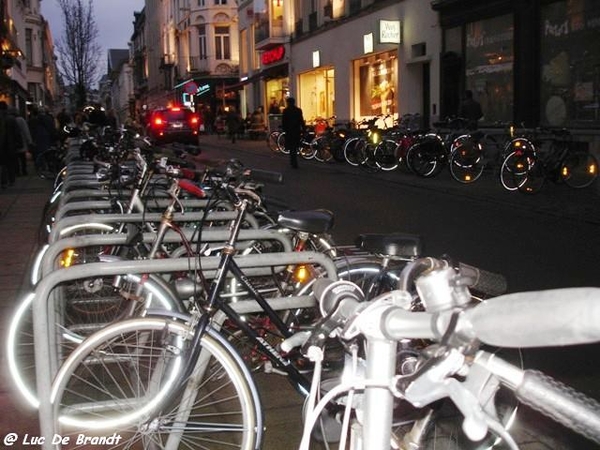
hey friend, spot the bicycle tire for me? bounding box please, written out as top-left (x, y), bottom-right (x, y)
top-left (267, 131), bottom-right (281, 152)
top-left (277, 132), bottom-right (290, 154)
top-left (449, 142), bottom-right (485, 184)
top-left (518, 155), bottom-right (545, 194)
top-left (312, 136), bottom-right (334, 163)
top-left (499, 151), bottom-right (530, 191)
top-left (561, 152), bottom-right (598, 189)
top-left (51, 317), bottom-right (263, 450)
top-left (374, 139), bottom-right (400, 171)
top-left (7, 272), bottom-right (180, 409)
top-left (344, 137), bottom-right (367, 166)
top-left (405, 136), bottom-right (443, 177)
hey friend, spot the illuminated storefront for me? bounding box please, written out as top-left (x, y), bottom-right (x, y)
top-left (353, 50), bottom-right (398, 120)
top-left (298, 66), bottom-right (335, 122)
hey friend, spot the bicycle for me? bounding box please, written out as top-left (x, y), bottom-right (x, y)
top-left (296, 259), bottom-right (600, 450)
top-left (500, 128), bottom-right (598, 194)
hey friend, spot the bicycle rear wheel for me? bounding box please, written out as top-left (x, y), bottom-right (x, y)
top-left (499, 151), bottom-right (530, 191)
top-left (449, 141), bottom-right (485, 184)
top-left (518, 156), bottom-right (545, 194)
top-left (312, 136), bottom-right (334, 163)
top-left (277, 132), bottom-right (290, 155)
top-left (267, 131), bottom-right (281, 152)
top-left (374, 139), bottom-right (400, 171)
top-left (51, 317), bottom-right (262, 450)
top-left (561, 152), bottom-right (598, 188)
top-left (344, 137), bottom-right (367, 166)
top-left (405, 137), bottom-right (444, 177)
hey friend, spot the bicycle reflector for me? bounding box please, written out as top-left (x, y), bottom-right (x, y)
top-left (60, 249), bottom-right (76, 268)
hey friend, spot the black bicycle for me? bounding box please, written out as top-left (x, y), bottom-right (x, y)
top-left (500, 128), bottom-right (598, 194)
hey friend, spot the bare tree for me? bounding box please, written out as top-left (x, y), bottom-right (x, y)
top-left (54, 0), bottom-right (101, 108)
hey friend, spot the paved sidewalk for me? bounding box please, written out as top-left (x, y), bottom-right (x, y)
top-left (0, 165), bottom-right (53, 442)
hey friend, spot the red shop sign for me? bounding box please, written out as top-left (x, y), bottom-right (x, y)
top-left (261, 46), bottom-right (285, 65)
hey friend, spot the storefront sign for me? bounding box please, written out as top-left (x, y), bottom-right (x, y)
top-left (363, 33), bottom-right (373, 54)
top-left (379, 20), bottom-right (402, 44)
top-left (261, 45), bottom-right (285, 65)
top-left (312, 50), bottom-right (320, 68)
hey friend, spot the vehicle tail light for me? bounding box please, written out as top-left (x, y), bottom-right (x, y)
top-left (153, 116), bottom-right (164, 127)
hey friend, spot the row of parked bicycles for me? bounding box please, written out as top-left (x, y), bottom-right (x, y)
top-left (269, 114), bottom-right (599, 193)
top-left (7, 124), bottom-right (600, 449)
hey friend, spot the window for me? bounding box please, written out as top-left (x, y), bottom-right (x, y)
top-left (198, 24), bottom-right (207, 59)
top-left (464, 14), bottom-right (514, 124)
top-left (214, 0), bottom-right (226, 4)
top-left (25, 28), bottom-right (33, 66)
top-left (215, 26), bottom-right (230, 60)
top-left (540, 0), bottom-right (600, 128)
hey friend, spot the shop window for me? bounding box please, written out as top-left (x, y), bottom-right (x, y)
top-left (352, 51), bottom-right (397, 120)
top-left (298, 68), bottom-right (335, 122)
top-left (465, 14), bottom-right (514, 124)
top-left (540, 0), bottom-right (600, 128)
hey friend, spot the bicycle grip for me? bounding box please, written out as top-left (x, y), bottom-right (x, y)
top-left (516, 370), bottom-right (600, 444)
top-left (458, 262), bottom-right (507, 297)
top-left (465, 288), bottom-right (600, 348)
top-left (247, 168), bottom-right (284, 184)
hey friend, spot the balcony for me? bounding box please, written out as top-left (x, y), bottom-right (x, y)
top-left (254, 14), bottom-right (287, 50)
top-left (187, 56), bottom-right (209, 74)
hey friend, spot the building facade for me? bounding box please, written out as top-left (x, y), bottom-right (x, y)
top-left (233, 0), bottom-right (439, 129)
top-left (0, 0), bottom-right (59, 112)
top-left (433, 0), bottom-right (600, 131)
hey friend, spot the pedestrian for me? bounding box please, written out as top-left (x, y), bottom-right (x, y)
top-left (458, 90), bottom-right (483, 130)
top-left (281, 97), bottom-right (305, 169)
top-left (0, 101), bottom-right (23, 188)
top-left (225, 106), bottom-right (242, 143)
top-left (9, 107), bottom-right (33, 176)
top-left (28, 106), bottom-right (57, 169)
top-left (268, 98), bottom-right (280, 115)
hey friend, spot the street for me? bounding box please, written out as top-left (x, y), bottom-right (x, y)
top-left (196, 135), bottom-right (600, 449)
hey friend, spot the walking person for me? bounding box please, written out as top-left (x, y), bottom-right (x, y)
top-left (281, 97), bottom-right (305, 169)
top-left (225, 106), bottom-right (242, 143)
top-left (0, 101), bottom-right (23, 188)
top-left (28, 106), bottom-right (57, 170)
top-left (458, 90), bottom-right (483, 130)
top-left (10, 107), bottom-right (33, 176)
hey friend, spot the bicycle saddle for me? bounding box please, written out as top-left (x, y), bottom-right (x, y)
top-left (277, 209), bottom-right (334, 234)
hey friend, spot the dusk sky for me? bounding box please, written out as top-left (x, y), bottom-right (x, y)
top-left (41, 0), bottom-right (145, 74)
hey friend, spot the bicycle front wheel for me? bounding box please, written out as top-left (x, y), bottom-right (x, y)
top-left (51, 317), bottom-right (263, 450)
top-left (499, 151), bottom-right (530, 191)
top-left (374, 139), bottom-right (400, 171)
top-left (561, 152), bottom-right (598, 189)
top-left (449, 142), bottom-right (485, 184)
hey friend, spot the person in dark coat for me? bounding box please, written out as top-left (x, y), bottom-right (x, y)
top-left (28, 106), bottom-right (57, 168)
top-left (458, 90), bottom-right (483, 130)
top-left (281, 97), bottom-right (305, 169)
top-left (225, 107), bottom-right (242, 143)
top-left (0, 101), bottom-right (22, 187)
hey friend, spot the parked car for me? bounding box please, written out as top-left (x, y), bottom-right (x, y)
top-left (146, 106), bottom-right (203, 143)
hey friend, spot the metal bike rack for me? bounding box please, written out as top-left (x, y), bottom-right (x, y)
top-left (48, 210), bottom-right (260, 243)
top-left (32, 251), bottom-right (338, 449)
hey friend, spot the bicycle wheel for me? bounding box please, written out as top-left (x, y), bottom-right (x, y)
top-left (277, 132), bottom-right (290, 155)
top-left (561, 152), bottom-right (598, 189)
top-left (267, 131), bottom-right (281, 153)
top-left (449, 141), bottom-right (485, 184)
top-left (299, 141), bottom-right (316, 160)
top-left (518, 155), bottom-right (545, 194)
top-left (7, 274), bottom-right (180, 409)
top-left (499, 151), bottom-right (530, 191)
top-left (405, 137), bottom-right (443, 177)
top-left (344, 137), bottom-right (367, 166)
top-left (312, 136), bottom-right (333, 163)
top-left (374, 139), bottom-right (400, 171)
top-left (51, 317), bottom-right (263, 450)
